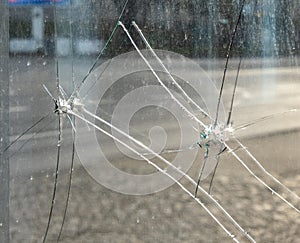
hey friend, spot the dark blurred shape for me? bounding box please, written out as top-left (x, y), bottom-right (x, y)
top-left (0, 0), bottom-right (10, 242)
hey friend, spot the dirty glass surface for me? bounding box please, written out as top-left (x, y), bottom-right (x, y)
top-left (3, 0), bottom-right (300, 242)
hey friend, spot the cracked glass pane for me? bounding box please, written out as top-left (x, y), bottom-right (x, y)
top-left (3, 0), bottom-right (300, 242)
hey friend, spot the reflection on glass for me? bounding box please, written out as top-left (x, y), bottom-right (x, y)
top-left (5, 1), bottom-right (300, 242)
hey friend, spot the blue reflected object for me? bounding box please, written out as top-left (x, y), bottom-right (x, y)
top-left (8, 0), bottom-right (68, 6)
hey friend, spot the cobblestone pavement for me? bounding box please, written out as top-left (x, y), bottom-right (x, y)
top-left (10, 131), bottom-right (300, 242)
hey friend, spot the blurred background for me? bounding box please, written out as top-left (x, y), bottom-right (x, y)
top-left (7, 0), bottom-right (300, 58)
top-left (1, 0), bottom-right (300, 242)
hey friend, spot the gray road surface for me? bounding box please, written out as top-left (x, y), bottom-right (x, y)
top-left (7, 55), bottom-right (300, 242)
